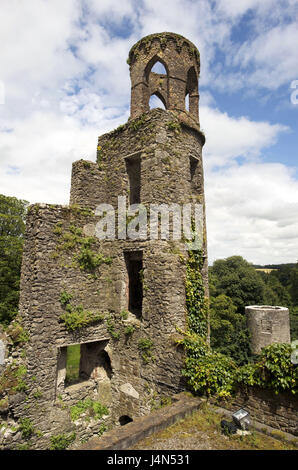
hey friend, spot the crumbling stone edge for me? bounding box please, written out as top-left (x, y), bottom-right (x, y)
top-left (79, 392), bottom-right (203, 450)
top-left (79, 392), bottom-right (298, 450)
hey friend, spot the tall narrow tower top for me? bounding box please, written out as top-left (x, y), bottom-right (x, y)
top-left (128, 32), bottom-right (200, 121)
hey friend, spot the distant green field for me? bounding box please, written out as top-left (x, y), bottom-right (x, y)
top-left (65, 344), bottom-right (80, 385)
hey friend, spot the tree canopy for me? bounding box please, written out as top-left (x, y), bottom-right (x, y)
top-left (209, 255), bottom-right (298, 363)
top-left (0, 194), bottom-right (28, 325)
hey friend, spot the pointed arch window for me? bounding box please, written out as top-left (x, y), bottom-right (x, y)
top-left (144, 56), bottom-right (169, 111)
top-left (185, 67), bottom-right (199, 117)
top-left (150, 61), bottom-right (167, 75)
top-left (145, 56), bottom-right (168, 80)
top-left (149, 92), bottom-right (166, 110)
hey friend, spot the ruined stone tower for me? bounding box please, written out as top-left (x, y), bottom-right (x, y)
top-left (1, 33), bottom-right (208, 449)
top-left (246, 305), bottom-right (291, 354)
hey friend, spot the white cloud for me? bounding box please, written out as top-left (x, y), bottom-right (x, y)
top-left (201, 105), bottom-right (297, 264)
top-left (0, 0), bottom-right (84, 114)
top-left (206, 163), bottom-right (298, 264)
top-left (232, 23), bottom-right (298, 90)
top-left (201, 106), bottom-right (288, 169)
top-left (0, 107), bottom-right (128, 204)
top-left (0, 0), bottom-right (297, 265)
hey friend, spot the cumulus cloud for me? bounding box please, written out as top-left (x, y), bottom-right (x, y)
top-left (201, 106), bottom-right (288, 169)
top-left (232, 23), bottom-right (298, 90)
top-left (0, 0), bottom-right (297, 264)
top-left (205, 162), bottom-right (298, 264)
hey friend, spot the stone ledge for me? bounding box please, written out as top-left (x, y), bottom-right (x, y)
top-left (79, 393), bottom-right (203, 450)
top-left (212, 404), bottom-right (298, 448)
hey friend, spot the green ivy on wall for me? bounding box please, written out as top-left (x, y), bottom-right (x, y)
top-left (185, 249), bottom-right (208, 339)
top-left (181, 249), bottom-right (298, 398)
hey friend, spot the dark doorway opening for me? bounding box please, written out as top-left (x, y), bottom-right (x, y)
top-left (125, 251), bottom-right (143, 318)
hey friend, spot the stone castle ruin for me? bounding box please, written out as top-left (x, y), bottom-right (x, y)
top-left (0, 32), bottom-right (209, 449)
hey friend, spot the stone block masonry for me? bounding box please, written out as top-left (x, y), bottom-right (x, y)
top-left (217, 386), bottom-right (298, 436)
top-left (246, 305), bottom-right (291, 354)
top-left (0, 32), bottom-right (209, 450)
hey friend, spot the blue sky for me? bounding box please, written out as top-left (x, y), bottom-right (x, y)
top-left (0, 0), bottom-right (297, 265)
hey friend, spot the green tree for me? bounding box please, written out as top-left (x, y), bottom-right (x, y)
top-left (289, 263), bottom-right (298, 306)
top-left (210, 294), bottom-right (251, 365)
top-left (261, 271), bottom-right (292, 307)
top-left (289, 306), bottom-right (298, 341)
top-left (0, 194), bottom-right (28, 325)
top-left (210, 256), bottom-right (266, 313)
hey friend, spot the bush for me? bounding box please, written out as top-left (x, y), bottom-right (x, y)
top-left (50, 432), bottom-right (76, 450)
top-left (237, 343), bottom-right (298, 394)
top-left (60, 305), bottom-right (104, 331)
top-left (6, 321), bottom-right (30, 345)
top-left (70, 398), bottom-right (109, 422)
top-left (18, 418), bottom-right (34, 439)
top-left (138, 338), bottom-right (154, 363)
top-left (59, 291), bottom-right (104, 331)
top-left (178, 331), bottom-right (237, 398)
top-left (178, 331), bottom-right (297, 397)
top-left (76, 247), bottom-right (112, 274)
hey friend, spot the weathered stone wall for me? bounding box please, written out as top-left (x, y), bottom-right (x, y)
top-left (0, 202), bottom-right (192, 448)
top-left (218, 387), bottom-right (298, 436)
top-left (0, 33), bottom-right (209, 450)
top-left (0, 108), bottom-right (208, 450)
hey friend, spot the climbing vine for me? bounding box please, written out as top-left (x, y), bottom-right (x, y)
top-left (180, 256), bottom-right (298, 397)
top-left (185, 249), bottom-right (208, 339)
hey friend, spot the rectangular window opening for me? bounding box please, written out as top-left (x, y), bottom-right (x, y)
top-left (126, 156), bottom-right (141, 204)
top-left (56, 340), bottom-right (112, 395)
top-left (125, 251), bottom-right (143, 318)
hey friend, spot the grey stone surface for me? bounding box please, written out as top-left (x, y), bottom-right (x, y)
top-left (120, 383), bottom-right (140, 399)
top-left (0, 340), bottom-right (5, 365)
top-left (246, 305), bottom-right (291, 354)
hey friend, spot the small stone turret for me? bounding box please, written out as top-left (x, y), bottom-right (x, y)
top-left (246, 305), bottom-right (291, 354)
top-left (128, 32), bottom-right (200, 122)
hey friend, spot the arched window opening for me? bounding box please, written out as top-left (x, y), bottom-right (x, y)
top-left (119, 415), bottom-right (133, 426)
top-left (149, 93), bottom-right (166, 110)
top-left (186, 66), bottom-right (198, 117)
top-left (151, 61), bottom-right (167, 75)
top-left (145, 56), bottom-right (168, 81)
